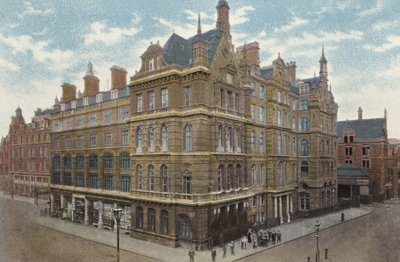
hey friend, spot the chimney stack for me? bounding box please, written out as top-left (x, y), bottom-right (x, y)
top-left (61, 83), bottom-right (77, 103)
top-left (110, 65), bottom-right (127, 90)
top-left (83, 62), bottom-right (100, 97)
top-left (286, 62), bottom-right (297, 85)
top-left (236, 42), bottom-right (260, 70)
top-left (358, 107), bottom-right (363, 120)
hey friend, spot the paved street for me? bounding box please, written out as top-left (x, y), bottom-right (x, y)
top-left (0, 197), bottom-right (156, 262)
top-left (239, 204), bottom-right (400, 262)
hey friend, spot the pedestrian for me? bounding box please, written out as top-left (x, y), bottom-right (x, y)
top-left (268, 230), bottom-right (272, 240)
top-left (272, 231), bottom-right (276, 244)
top-left (252, 234), bottom-right (257, 248)
top-left (188, 248), bottom-right (195, 262)
top-left (229, 241), bottom-right (235, 255)
top-left (241, 235), bottom-right (247, 249)
top-left (222, 244), bottom-right (227, 258)
top-left (277, 230), bottom-right (282, 243)
top-left (211, 248), bottom-right (217, 262)
top-left (247, 229), bottom-right (252, 243)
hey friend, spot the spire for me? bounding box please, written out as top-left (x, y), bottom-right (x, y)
top-left (197, 13), bottom-right (202, 35)
top-left (320, 44), bottom-right (327, 63)
top-left (86, 61), bottom-right (94, 75)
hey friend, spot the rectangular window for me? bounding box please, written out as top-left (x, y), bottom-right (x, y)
top-left (77, 135), bottom-right (84, 148)
top-left (121, 129), bottom-right (129, 146)
top-left (251, 105), bottom-right (256, 121)
top-left (76, 116), bottom-right (84, 128)
top-left (90, 134), bottom-right (96, 147)
top-left (104, 155), bottom-right (114, 169)
top-left (362, 160), bottom-right (370, 169)
top-left (76, 173), bottom-right (84, 187)
top-left (259, 85), bottom-right (266, 99)
top-left (89, 174), bottom-right (99, 189)
top-left (261, 195), bottom-right (265, 205)
top-left (105, 132), bottom-right (112, 146)
top-left (148, 91), bottom-right (155, 111)
top-left (161, 88), bottom-right (169, 108)
top-left (362, 146), bottom-right (370, 156)
top-left (64, 136), bottom-right (70, 149)
top-left (300, 99), bottom-right (309, 110)
top-left (183, 176), bottom-right (192, 194)
top-left (90, 114), bottom-right (97, 126)
top-left (251, 81), bottom-right (256, 96)
top-left (300, 117), bottom-right (309, 132)
top-left (52, 172), bottom-right (60, 184)
top-left (259, 107), bottom-right (266, 124)
top-left (184, 86), bottom-right (192, 107)
top-left (104, 175), bottom-right (114, 190)
top-left (253, 196), bottom-right (257, 207)
top-left (344, 136), bottom-right (348, 143)
top-left (345, 147), bottom-right (353, 156)
top-left (345, 160), bottom-right (353, 164)
top-left (235, 94), bottom-right (239, 112)
top-left (136, 94), bottom-right (143, 112)
top-left (350, 136), bottom-right (354, 142)
top-left (120, 176), bottom-right (131, 192)
top-left (227, 91), bottom-right (233, 110)
top-left (64, 173), bottom-right (72, 186)
top-left (104, 110), bottom-right (112, 125)
top-left (120, 106), bottom-right (129, 122)
top-left (76, 156), bottom-right (85, 169)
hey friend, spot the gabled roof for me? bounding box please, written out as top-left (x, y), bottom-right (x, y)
top-left (336, 118), bottom-right (386, 140)
top-left (163, 28), bottom-right (224, 67)
top-left (338, 164), bottom-right (369, 178)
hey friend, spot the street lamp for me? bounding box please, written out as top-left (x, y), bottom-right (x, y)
top-left (314, 220), bottom-right (320, 262)
top-left (113, 208), bottom-right (123, 262)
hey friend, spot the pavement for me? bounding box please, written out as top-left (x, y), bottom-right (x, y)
top-left (0, 191), bottom-right (377, 262)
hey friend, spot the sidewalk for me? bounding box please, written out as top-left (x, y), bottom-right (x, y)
top-left (0, 192), bottom-right (375, 262)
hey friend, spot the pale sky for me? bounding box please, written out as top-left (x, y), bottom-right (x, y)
top-left (0, 0), bottom-right (399, 138)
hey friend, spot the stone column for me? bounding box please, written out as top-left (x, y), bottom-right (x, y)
top-left (287, 195), bottom-right (291, 223)
top-left (290, 195), bottom-right (293, 213)
top-left (84, 199), bottom-right (90, 225)
top-left (279, 197), bottom-right (283, 224)
top-left (273, 197), bottom-right (278, 218)
top-left (60, 194), bottom-right (64, 209)
top-left (98, 201), bottom-right (103, 229)
top-left (50, 193), bottom-right (54, 214)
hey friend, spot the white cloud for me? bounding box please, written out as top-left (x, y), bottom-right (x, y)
top-left (0, 34), bottom-right (74, 71)
top-left (154, 17), bottom-right (214, 39)
top-left (286, 30), bottom-right (364, 47)
top-left (276, 16), bottom-right (309, 32)
top-left (0, 57), bottom-right (19, 71)
top-left (84, 21), bottom-right (140, 46)
top-left (376, 55), bottom-right (400, 79)
top-left (230, 5), bottom-right (255, 26)
top-left (363, 35), bottom-right (400, 53)
top-left (184, 10), bottom-right (210, 21)
top-left (19, 2), bottom-right (54, 18)
top-left (358, 0), bottom-right (385, 17)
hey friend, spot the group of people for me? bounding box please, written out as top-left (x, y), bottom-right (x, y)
top-left (188, 228), bottom-right (284, 261)
top-left (241, 228), bottom-right (283, 249)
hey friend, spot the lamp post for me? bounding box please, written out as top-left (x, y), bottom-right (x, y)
top-left (314, 220), bottom-right (320, 262)
top-left (113, 208), bottom-right (123, 262)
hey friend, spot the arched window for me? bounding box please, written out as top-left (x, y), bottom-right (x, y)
top-left (148, 208), bottom-right (156, 232)
top-left (136, 165), bottom-right (143, 189)
top-left (236, 164), bottom-right (243, 189)
top-left (135, 207), bottom-right (143, 229)
top-left (136, 127), bottom-right (143, 153)
top-left (103, 154), bottom-right (114, 169)
top-left (218, 165), bottom-right (224, 191)
top-left (160, 210), bottom-right (169, 235)
top-left (148, 126), bottom-right (155, 152)
top-left (53, 155), bottom-right (61, 169)
top-left (299, 192), bottom-right (310, 210)
top-left (184, 125), bottom-right (193, 152)
top-left (161, 124), bottom-right (169, 152)
top-left (252, 164), bottom-right (256, 186)
top-left (226, 127), bottom-right (233, 152)
top-left (227, 165), bottom-right (233, 190)
top-left (148, 165), bottom-right (155, 191)
top-left (251, 131), bottom-right (256, 152)
top-left (120, 153), bottom-right (130, 169)
top-left (301, 161), bottom-right (309, 176)
top-left (235, 128), bottom-right (241, 153)
top-left (276, 161), bottom-right (284, 186)
top-left (301, 139), bottom-right (309, 156)
top-left (89, 154), bottom-right (98, 169)
top-left (260, 132), bottom-right (265, 153)
top-left (217, 125), bottom-right (224, 152)
top-left (161, 165), bottom-right (168, 192)
top-left (260, 164), bottom-right (266, 186)
top-left (76, 155), bottom-right (85, 169)
top-left (178, 214), bottom-right (193, 239)
top-left (292, 137), bottom-right (296, 156)
top-left (64, 154), bottom-right (72, 169)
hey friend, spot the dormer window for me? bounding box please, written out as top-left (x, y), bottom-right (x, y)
top-left (149, 58), bottom-right (155, 71)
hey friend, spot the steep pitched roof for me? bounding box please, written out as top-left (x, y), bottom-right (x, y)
top-left (163, 29), bottom-right (224, 67)
top-left (337, 118), bottom-right (386, 140)
top-left (300, 76), bottom-right (320, 89)
top-left (338, 164), bottom-right (369, 178)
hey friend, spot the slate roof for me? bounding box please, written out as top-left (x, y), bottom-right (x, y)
top-left (337, 118), bottom-right (386, 140)
top-left (163, 29), bottom-right (224, 67)
top-left (301, 76), bottom-right (320, 89)
top-left (118, 87), bottom-right (130, 98)
top-left (259, 66), bottom-right (273, 80)
top-left (103, 91), bottom-right (111, 102)
top-left (337, 164), bottom-right (369, 178)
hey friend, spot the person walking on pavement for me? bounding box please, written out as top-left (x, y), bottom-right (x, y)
top-left (241, 235), bottom-right (247, 249)
top-left (222, 244), bottom-right (227, 258)
top-left (188, 248), bottom-right (195, 262)
top-left (211, 248), bottom-right (217, 262)
top-left (229, 241), bottom-right (235, 255)
top-left (277, 230), bottom-right (282, 243)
